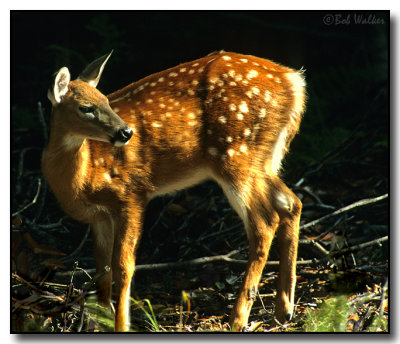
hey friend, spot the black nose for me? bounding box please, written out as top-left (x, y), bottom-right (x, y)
top-left (116, 127), bottom-right (133, 142)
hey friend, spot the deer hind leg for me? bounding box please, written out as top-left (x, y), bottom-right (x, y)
top-left (271, 177), bottom-right (302, 324)
top-left (91, 215), bottom-right (115, 307)
top-left (220, 179), bottom-right (280, 331)
top-left (112, 202), bottom-right (145, 332)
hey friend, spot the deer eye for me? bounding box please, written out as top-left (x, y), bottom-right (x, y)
top-left (79, 106), bottom-right (96, 114)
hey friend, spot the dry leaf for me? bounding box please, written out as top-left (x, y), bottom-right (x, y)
top-left (40, 258), bottom-right (66, 270)
top-left (167, 203), bottom-right (188, 215)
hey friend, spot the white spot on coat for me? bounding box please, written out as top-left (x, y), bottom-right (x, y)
top-left (234, 74), bottom-right (243, 82)
top-left (239, 101), bottom-right (249, 113)
top-left (104, 173), bottom-right (111, 182)
top-left (246, 70), bottom-right (258, 79)
top-left (259, 108), bottom-right (267, 118)
top-left (265, 90), bottom-right (272, 102)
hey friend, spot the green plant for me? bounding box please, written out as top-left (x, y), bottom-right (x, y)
top-left (130, 297), bottom-right (160, 332)
top-left (303, 291), bottom-right (388, 333)
top-left (303, 295), bottom-right (349, 332)
top-left (84, 296), bottom-right (115, 332)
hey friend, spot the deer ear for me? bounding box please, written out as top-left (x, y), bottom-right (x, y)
top-left (78, 50), bottom-right (113, 88)
top-left (48, 67), bottom-right (70, 105)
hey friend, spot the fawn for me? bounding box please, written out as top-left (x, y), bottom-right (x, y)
top-left (42, 51), bottom-right (306, 331)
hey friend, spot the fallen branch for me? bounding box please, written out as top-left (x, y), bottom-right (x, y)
top-left (12, 177), bottom-right (42, 217)
top-left (136, 235), bottom-right (387, 270)
top-left (53, 235), bottom-right (388, 281)
top-left (299, 239), bottom-right (330, 256)
top-left (135, 249), bottom-right (242, 271)
top-left (301, 194), bottom-right (388, 230)
top-left (329, 235), bottom-right (388, 259)
top-left (37, 217), bottom-right (66, 230)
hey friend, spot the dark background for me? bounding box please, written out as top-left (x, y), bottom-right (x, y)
top-left (11, 10), bottom-right (389, 332)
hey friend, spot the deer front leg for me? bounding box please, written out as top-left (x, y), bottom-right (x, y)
top-left (112, 202), bottom-right (145, 332)
top-left (91, 216), bottom-right (115, 307)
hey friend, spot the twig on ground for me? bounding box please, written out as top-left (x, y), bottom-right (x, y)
top-left (81, 266), bottom-right (110, 293)
top-left (76, 267), bottom-right (94, 280)
top-left (328, 236), bottom-right (388, 259)
top-left (37, 218), bottom-right (66, 230)
top-left (373, 279), bottom-right (388, 331)
top-left (34, 178), bottom-right (47, 222)
top-left (12, 177), bottom-right (42, 217)
top-left (62, 262), bottom-right (78, 331)
top-left (311, 215), bottom-right (354, 242)
top-left (299, 239), bottom-right (330, 256)
top-left (135, 250), bottom-right (241, 272)
top-left (293, 185), bottom-right (332, 209)
top-left (54, 235), bottom-right (388, 278)
top-left (300, 194), bottom-right (388, 230)
top-left (76, 301), bottom-right (86, 332)
top-left (19, 266), bottom-right (111, 316)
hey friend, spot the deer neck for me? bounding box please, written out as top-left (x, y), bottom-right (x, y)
top-left (42, 121), bottom-right (92, 219)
